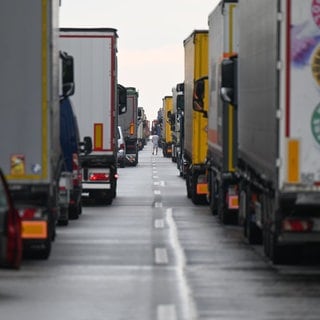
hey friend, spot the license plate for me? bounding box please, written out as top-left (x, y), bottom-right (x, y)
top-left (21, 221), bottom-right (48, 239)
top-left (197, 183), bottom-right (208, 195)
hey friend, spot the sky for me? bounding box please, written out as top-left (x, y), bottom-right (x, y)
top-left (59, 0), bottom-right (220, 121)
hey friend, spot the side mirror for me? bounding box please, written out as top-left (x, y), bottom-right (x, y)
top-left (193, 76), bottom-right (208, 117)
top-left (117, 84), bottom-right (127, 115)
top-left (220, 57), bottom-right (237, 105)
top-left (80, 136), bottom-right (92, 155)
top-left (60, 51), bottom-right (75, 97)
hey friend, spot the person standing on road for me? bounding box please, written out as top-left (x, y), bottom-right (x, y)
top-left (151, 134), bottom-right (159, 155)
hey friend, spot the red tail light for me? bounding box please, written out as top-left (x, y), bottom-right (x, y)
top-left (114, 173), bottom-right (119, 179)
top-left (89, 173), bottom-right (110, 181)
top-left (18, 208), bottom-right (42, 219)
top-left (282, 219), bottom-right (313, 232)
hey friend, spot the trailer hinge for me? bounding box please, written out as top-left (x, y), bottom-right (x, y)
top-left (277, 60), bottom-right (283, 70)
top-left (276, 158), bottom-right (281, 168)
top-left (277, 11), bottom-right (284, 22)
top-left (276, 109), bottom-right (281, 119)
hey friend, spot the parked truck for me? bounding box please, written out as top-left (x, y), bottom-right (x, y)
top-left (183, 30), bottom-right (209, 204)
top-left (162, 96), bottom-right (173, 158)
top-left (171, 83), bottom-right (186, 177)
top-left (137, 107), bottom-right (148, 150)
top-left (195, 0), bottom-right (239, 223)
top-left (119, 87), bottom-right (139, 166)
top-left (60, 28), bottom-right (126, 205)
top-left (221, 0), bottom-right (320, 264)
top-left (0, 0), bottom-right (72, 259)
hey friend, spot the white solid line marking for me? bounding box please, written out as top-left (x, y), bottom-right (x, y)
top-left (155, 202), bottom-right (163, 208)
top-left (155, 248), bottom-right (168, 264)
top-left (166, 208), bottom-right (198, 319)
top-left (154, 219), bottom-right (164, 229)
top-left (157, 304), bottom-right (177, 320)
top-left (154, 190), bottom-right (161, 195)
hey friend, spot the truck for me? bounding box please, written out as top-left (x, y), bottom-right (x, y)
top-left (118, 87), bottom-right (139, 166)
top-left (183, 30), bottom-right (209, 204)
top-left (195, 0), bottom-right (239, 224)
top-left (58, 51), bottom-right (88, 224)
top-left (171, 83), bottom-right (185, 176)
top-left (137, 107), bottom-right (147, 150)
top-left (220, 0), bottom-right (320, 264)
top-left (60, 28), bottom-right (126, 205)
top-left (0, 0), bottom-right (71, 259)
top-left (161, 96), bottom-right (173, 158)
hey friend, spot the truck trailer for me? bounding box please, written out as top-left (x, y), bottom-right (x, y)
top-left (183, 30), bottom-right (209, 204)
top-left (162, 96), bottom-right (173, 158)
top-left (0, 0), bottom-right (71, 259)
top-left (60, 28), bottom-right (125, 205)
top-left (205, 0), bottom-right (239, 224)
top-left (221, 0), bottom-right (320, 264)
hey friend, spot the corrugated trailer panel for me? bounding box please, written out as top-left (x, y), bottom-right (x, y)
top-left (0, 0), bottom-right (60, 184)
top-left (208, 1), bottom-right (238, 172)
top-left (238, 0), bottom-right (278, 182)
top-left (59, 29), bottom-right (117, 154)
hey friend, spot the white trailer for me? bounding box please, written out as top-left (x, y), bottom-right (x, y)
top-left (60, 28), bottom-right (119, 204)
top-left (0, 0), bottom-right (62, 258)
top-left (221, 0), bottom-right (320, 264)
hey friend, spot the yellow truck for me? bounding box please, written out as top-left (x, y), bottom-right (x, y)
top-left (194, 1), bottom-right (239, 224)
top-left (183, 30), bottom-right (209, 204)
top-left (161, 95), bottom-right (173, 157)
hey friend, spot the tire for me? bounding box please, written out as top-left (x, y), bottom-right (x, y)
top-left (208, 172), bottom-right (218, 215)
top-left (191, 171), bottom-right (207, 205)
top-left (37, 239), bottom-right (51, 260)
top-left (57, 207), bottom-right (69, 226)
top-left (242, 184), bottom-right (262, 244)
top-left (69, 205), bottom-right (79, 220)
top-left (186, 172), bottom-right (191, 198)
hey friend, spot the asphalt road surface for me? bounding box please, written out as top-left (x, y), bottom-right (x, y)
top-left (1, 143), bottom-right (320, 320)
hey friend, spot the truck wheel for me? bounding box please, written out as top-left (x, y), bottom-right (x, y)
top-left (191, 172), bottom-right (206, 205)
top-left (69, 205), bottom-right (79, 220)
top-left (245, 214), bottom-right (262, 244)
top-left (37, 239), bottom-right (52, 260)
top-left (208, 172), bottom-right (218, 215)
top-left (58, 207), bottom-right (69, 226)
top-left (186, 172), bottom-right (192, 198)
top-left (245, 191), bottom-right (262, 244)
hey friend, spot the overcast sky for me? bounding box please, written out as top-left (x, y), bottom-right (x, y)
top-left (60, 0), bottom-right (220, 121)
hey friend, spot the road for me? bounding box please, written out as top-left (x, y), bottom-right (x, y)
top-left (1, 143), bottom-right (320, 320)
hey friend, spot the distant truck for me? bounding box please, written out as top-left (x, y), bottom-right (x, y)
top-left (60, 28), bottom-right (126, 205)
top-left (171, 83), bottom-right (185, 174)
top-left (183, 30), bottom-right (209, 204)
top-left (221, 0), bottom-right (320, 264)
top-left (119, 87), bottom-right (139, 166)
top-left (161, 96), bottom-right (173, 158)
top-left (137, 107), bottom-right (147, 150)
top-left (195, 0), bottom-right (239, 223)
top-left (0, 0), bottom-right (71, 259)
